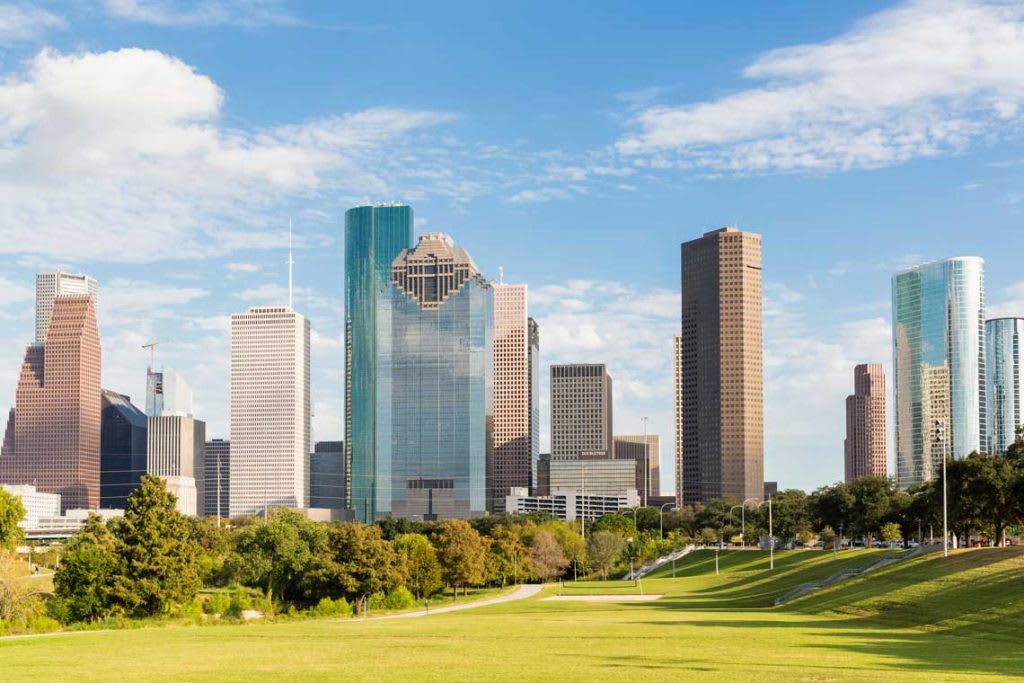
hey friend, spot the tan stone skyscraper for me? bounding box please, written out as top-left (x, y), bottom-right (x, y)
top-left (0, 295), bottom-right (101, 510)
top-left (679, 227), bottom-right (763, 505)
top-left (550, 364), bottom-right (613, 461)
top-left (844, 364), bottom-right (887, 482)
top-left (489, 283), bottom-right (537, 512)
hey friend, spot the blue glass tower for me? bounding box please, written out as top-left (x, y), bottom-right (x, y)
top-left (892, 257), bottom-right (986, 488)
top-left (985, 317), bottom-right (1024, 454)
top-left (344, 205), bottom-right (414, 521)
top-left (375, 233), bottom-right (492, 520)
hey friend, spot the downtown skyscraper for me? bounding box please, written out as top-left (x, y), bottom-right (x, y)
top-left (844, 364), bottom-right (887, 483)
top-left (679, 227), bottom-right (764, 505)
top-left (550, 364), bottom-right (613, 461)
top-left (230, 306), bottom-right (311, 516)
top-left (373, 233), bottom-right (493, 521)
top-left (344, 204), bottom-right (414, 521)
top-left (892, 257), bottom-right (986, 488)
top-left (489, 282), bottom-right (539, 511)
top-left (35, 271), bottom-right (97, 343)
top-left (985, 317), bottom-right (1024, 454)
top-left (0, 294), bottom-right (101, 511)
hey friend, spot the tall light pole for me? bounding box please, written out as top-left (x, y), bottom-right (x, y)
top-left (730, 505), bottom-right (743, 547)
top-left (934, 419), bottom-right (948, 558)
top-left (641, 416), bottom-right (649, 508)
top-left (756, 498), bottom-right (773, 569)
top-left (659, 503), bottom-right (674, 539)
top-left (740, 498), bottom-right (759, 549)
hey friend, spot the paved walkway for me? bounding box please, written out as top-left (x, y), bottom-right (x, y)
top-left (366, 584), bottom-right (543, 621)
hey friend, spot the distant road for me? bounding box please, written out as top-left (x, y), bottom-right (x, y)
top-left (367, 583), bottom-right (543, 621)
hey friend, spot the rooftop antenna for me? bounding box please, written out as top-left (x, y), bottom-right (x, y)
top-left (142, 340), bottom-right (159, 370)
top-left (498, 266), bottom-right (504, 285)
top-left (288, 217), bottom-right (294, 309)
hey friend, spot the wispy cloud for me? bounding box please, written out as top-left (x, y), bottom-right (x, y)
top-left (103, 0), bottom-right (298, 28)
top-left (0, 3), bottom-right (65, 43)
top-left (616, 0), bottom-right (1024, 173)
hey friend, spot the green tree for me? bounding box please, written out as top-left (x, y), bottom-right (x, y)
top-left (529, 530), bottom-right (568, 582)
top-left (951, 452), bottom-right (1022, 545)
top-left (880, 522), bottom-right (902, 544)
top-left (303, 523), bottom-right (401, 614)
top-left (808, 483), bottom-right (854, 535)
top-left (587, 530), bottom-right (625, 579)
top-left (487, 524), bottom-right (527, 586)
top-left (0, 487), bottom-right (26, 551)
top-left (766, 489), bottom-right (810, 544)
top-left (590, 513), bottom-right (635, 537)
top-left (109, 476), bottom-right (202, 616)
top-left (848, 476), bottom-right (896, 547)
top-left (434, 519), bottom-right (486, 598)
top-left (394, 533), bottom-right (443, 599)
top-left (51, 514), bottom-right (117, 622)
top-left (225, 508), bottom-right (320, 602)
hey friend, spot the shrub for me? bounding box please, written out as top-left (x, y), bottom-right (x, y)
top-left (383, 586), bottom-right (415, 610)
top-left (368, 592), bottom-right (386, 611)
top-left (204, 592), bottom-right (231, 616)
top-left (310, 596), bottom-right (353, 618)
top-left (226, 587), bottom-right (252, 618)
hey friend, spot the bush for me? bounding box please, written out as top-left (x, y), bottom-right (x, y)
top-left (226, 587), bottom-right (252, 618)
top-left (204, 592), bottom-right (231, 616)
top-left (310, 596), bottom-right (353, 618)
top-left (368, 592), bottom-right (386, 611)
top-left (383, 586), bottom-right (415, 610)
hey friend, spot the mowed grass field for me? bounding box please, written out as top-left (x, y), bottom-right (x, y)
top-left (2, 547), bottom-right (1022, 682)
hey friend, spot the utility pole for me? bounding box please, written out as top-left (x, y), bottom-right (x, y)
top-left (935, 419), bottom-right (948, 558)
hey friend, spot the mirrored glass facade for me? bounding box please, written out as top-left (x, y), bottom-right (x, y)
top-left (374, 234), bottom-right (492, 520)
top-left (985, 317), bottom-right (1024, 454)
top-left (344, 205), bottom-right (413, 521)
top-left (892, 257), bottom-right (986, 488)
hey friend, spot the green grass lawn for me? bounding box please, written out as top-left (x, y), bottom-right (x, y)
top-left (2, 548), bottom-right (1022, 682)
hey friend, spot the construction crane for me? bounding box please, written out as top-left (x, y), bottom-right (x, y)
top-left (142, 340), bottom-right (159, 369)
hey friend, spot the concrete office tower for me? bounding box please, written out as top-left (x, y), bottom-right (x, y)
top-left (893, 257), bottom-right (985, 488)
top-left (345, 204), bottom-right (414, 518)
top-left (374, 232), bottom-right (493, 521)
top-left (613, 434), bottom-right (661, 503)
top-left (489, 283), bottom-right (536, 511)
top-left (548, 459), bottom-right (637, 496)
top-left (35, 271), bottom-right (97, 343)
top-left (100, 390), bottom-right (148, 509)
top-left (550, 364), bottom-right (613, 461)
top-left (673, 333), bottom-right (683, 506)
top-left (679, 227), bottom-right (764, 505)
top-left (147, 415), bottom-right (205, 516)
top-left (146, 367), bottom-right (193, 417)
top-left (204, 439), bottom-right (229, 518)
top-left (230, 306), bottom-right (311, 516)
top-left (310, 440), bottom-right (344, 509)
top-left (986, 317), bottom-right (1024, 454)
top-left (0, 296), bottom-right (101, 511)
top-left (844, 364), bottom-right (887, 483)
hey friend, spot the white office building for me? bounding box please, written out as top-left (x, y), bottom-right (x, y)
top-left (1, 484), bottom-right (61, 528)
top-left (35, 271), bottom-right (98, 343)
top-left (229, 306), bottom-right (311, 516)
top-left (147, 415), bottom-right (205, 516)
top-left (505, 487), bottom-right (639, 521)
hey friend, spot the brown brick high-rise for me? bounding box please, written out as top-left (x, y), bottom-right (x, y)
top-left (679, 227), bottom-right (763, 505)
top-left (0, 295), bottom-right (101, 510)
top-left (844, 363), bottom-right (887, 483)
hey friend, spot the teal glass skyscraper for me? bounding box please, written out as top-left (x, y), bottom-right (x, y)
top-left (985, 317), bottom-right (1024, 454)
top-left (892, 257), bottom-right (986, 489)
top-left (345, 204), bottom-right (414, 521)
top-left (375, 233), bottom-right (492, 520)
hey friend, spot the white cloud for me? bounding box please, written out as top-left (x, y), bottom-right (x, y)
top-left (617, 0), bottom-right (1024, 173)
top-left (103, 0), bottom-right (297, 27)
top-left (226, 262), bottom-right (260, 273)
top-left (0, 4), bottom-right (64, 44)
top-left (507, 187), bottom-right (573, 203)
top-left (0, 275), bottom-right (34, 307)
top-left (236, 283), bottom-right (339, 311)
top-left (987, 281), bottom-right (1024, 318)
top-left (0, 48), bottom-right (459, 263)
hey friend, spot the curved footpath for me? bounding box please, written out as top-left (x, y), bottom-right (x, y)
top-left (0, 584), bottom-right (544, 641)
top-left (366, 583), bottom-right (542, 621)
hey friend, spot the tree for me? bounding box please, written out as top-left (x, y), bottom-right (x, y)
top-left (848, 477), bottom-right (895, 548)
top-left (394, 533), bottom-right (443, 599)
top-left (225, 508), bottom-right (320, 602)
top-left (529, 530), bottom-right (568, 582)
top-left (766, 489), bottom-right (810, 544)
top-left (951, 452), bottom-right (1023, 545)
top-left (591, 513), bottom-right (635, 537)
top-left (51, 514), bottom-right (117, 622)
top-left (433, 520), bottom-right (486, 598)
top-left (880, 522), bottom-right (902, 544)
top-left (587, 530), bottom-right (625, 579)
top-left (0, 487), bottom-right (25, 551)
top-left (487, 524), bottom-right (527, 586)
top-left (808, 483), bottom-right (854, 535)
top-left (109, 476), bottom-right (202, 617)
top-left (300, 522), bottom-right (401, 614)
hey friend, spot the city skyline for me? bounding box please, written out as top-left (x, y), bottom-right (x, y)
top-left (5, 2), bottom-right (1024, 493)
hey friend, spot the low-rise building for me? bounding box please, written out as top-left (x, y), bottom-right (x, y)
top-left (1, 483), bottom-right (61, 528)
top-left (548, 458), bottom-right (636, 496)
top-left (505, 487), bottom-right (639, 521)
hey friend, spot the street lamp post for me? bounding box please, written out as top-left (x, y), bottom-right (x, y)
top-left (659, 503), bottom-right (674, 539)
top-left (934, 419), bottom-right (948, 558)
top-left (756, 498), bottom-right (774, 569)
top-left (641, 416), bottom-right (649, 508)
top-left (729, 505), bottom-right (743, 547)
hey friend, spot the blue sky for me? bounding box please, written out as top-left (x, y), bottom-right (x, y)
top-left (2, 0), bottom-right (1024, 493)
